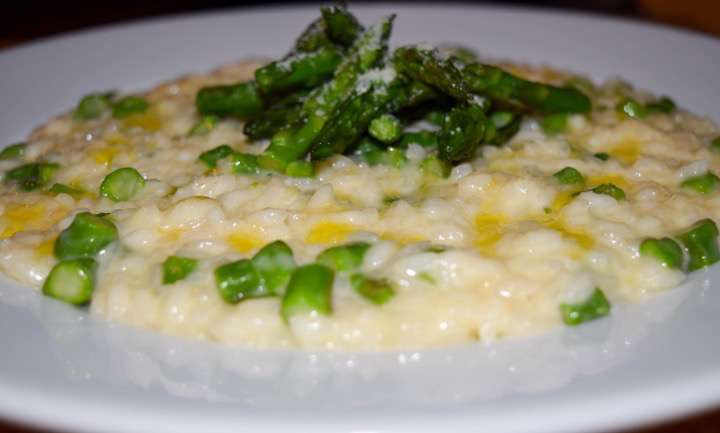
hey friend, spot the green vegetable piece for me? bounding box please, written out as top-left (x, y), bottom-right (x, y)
top-left (231, 153), bottom-right (261, 175)
top-left (252, 240), bottom-right (296, 294)
top-left (490, 111), bottom-right (515, 129)
top-left (553, 166), bottom-right (585, 185)
top-left (594, 152), bottom-right (610, 161)
top-left (74, 92), bottom-right (113, 120)
top-left (188, 115), bottom-right (219, 136)
top-left (5, 162), bottom-right (59, 191)
top-left (355, 137), bottom-right (384, 166)
top-left (617, 98), bottom-right (647, 119)
top-left (99, 167), bottom-right (145, 202)
top-left (255, 46), bottom-right (343, 96)
top-left (214, 259), bottom-right (265, 303)
top-left (380, 147), bottom-right (407, 168)
top-left (280, 263), bottom-right (334, 321)
top-left (392, 46), bottom-right (469, 100)
top-left (196, 81), bottom-right (264, 119)
top-left (438, 103), bottom-right (486, 162)
top-left (646, 96), bottom-right (676, 114)
top-left (293, 17), bottom-right (332, 53)
top-left (369, 114), bottom-right (402, 144)
top-left (487, 112), bottom-right (522, 146)
top-left (425, 110), bottom-right (446, 126)
top-left (711, 137), bottom-right (720, 152)
top-left (560, 288), bottom-right (611, 326)
top-left (261, 16), bottom-right (395, 167)
top-left (162, 256), bottom-right (198, 284)
top-left (112, 96), bottom-right (149, 119)
top-left (350, 273), bottom-right (395, 305)
top-left (310, 78), bottom-right (418, 160)
top-left (399, 131), bottom-right (439, 149)
top-left (681, 172), bottom-right (720, 194)
top-left (285, 160), bottom-right (315, 177)
top-left (198, 145), bottom-right (233, 168)
top-left (316, 242), bottom-right (371, 272)
top-left (0, 143), bottom-right (25, 160)
top-left (540, 113), bottom-right (569, 135)
top-left (677, 219), bottom-right (720, 272)
top-left (243, 90), bottom-right (308, 141)
top-left (639, 238), bottom-right (683, 270)
top-left (42, 259), bottom-right (97, 305)
top-left (321, 4), bottom-right (364, 46)
top-left (54, 212), bottom-right (118, 260)
top-left (463, 63), bottom-right (591, 113)
top-left (591, 183), bottom-right (626, 200)
top-left (421, 155), bottom-right (451, 178)
top-left (48, 183), bottom-right (84, 196)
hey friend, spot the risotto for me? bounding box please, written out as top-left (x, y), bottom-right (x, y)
top-left (1, 6), bottom-right (719, 350)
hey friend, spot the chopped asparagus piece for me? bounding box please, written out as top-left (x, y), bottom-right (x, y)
top-left (350, 273), bottom-right (395, 305)
top-left (281, 263), bottom-right (334, 321)
top-left (553, 166), bottom-right (585, 185)
top-left (677, 219), bottom-right (720, 272)
top-left (681, 172), bottom-right (720, 194)
top-left (112, 96), bottom-right (149, 119)
top-left (99, 167), bottom-right (145, 202)
top-left (162, 256), bottom-right (198, 284)
top-left (251, 240), bottom-right (296, 294)
top-left (42, 259), bottom-right (97, 305)
top-left (560, 288), bottom-right (611, 326)
top-left (639, 238), bottom-right (683, 270)
top-left (54, 212), bottom-right (118, 260)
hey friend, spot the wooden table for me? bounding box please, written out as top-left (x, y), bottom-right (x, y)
top-left (1, 3), bottom-right (719, 432)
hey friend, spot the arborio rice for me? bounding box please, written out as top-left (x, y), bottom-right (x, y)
top-left (1, 51), bottom-right (719, 350)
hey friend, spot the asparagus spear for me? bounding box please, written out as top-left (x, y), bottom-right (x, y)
top-left (392, 46), bottom-right (469, 101)
top-left (260, 15), bottom-right (395, 169)
top-left (255, 46), bottom-right (343, 96)
top-left (321, 4), bottom-right (364, 47)
top-left (463, 63), bottom-right (591, 113)
top-left (243, 90), bottom-right (309, 141)
top-left (437, 102), bottom-right (487, 162)
top-left (196, 81), bottom-right (264, 119)
top-left (293, 17), bottom-right (332, 53)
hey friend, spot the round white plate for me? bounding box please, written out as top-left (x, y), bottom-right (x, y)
top-left (1, 5), bottom-right (720, 433)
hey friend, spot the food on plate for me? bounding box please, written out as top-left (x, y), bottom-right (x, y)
top-left (1, 5), bottom-right (719, 350)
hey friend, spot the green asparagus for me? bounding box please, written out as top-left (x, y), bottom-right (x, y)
top-left (463, 63), bottom-right (591, 113)
top-left (677, 219), bottom-right (720, 272)
top-left (162, 256), bottom-right (198, 284)
top-left (560, 288), bottom-right (611, 326)
top-left (639, 238), bottom-right (683, 270)
top-left (42, 258), bottom-right (97, 305)
top-left (280, 263), bottom-right (334, 321)
top-left (54, 212), bottom-right (118, 260)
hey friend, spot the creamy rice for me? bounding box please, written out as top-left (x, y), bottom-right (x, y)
top-left (1, 60), bottom-right (718, 350)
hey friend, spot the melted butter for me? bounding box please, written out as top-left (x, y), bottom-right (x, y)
top-left (306, 222), bottom-right (355, 245)
top-left (474, 213), bottom-right (508, 254)
top-left (35, 237), bottom-right (55, 257)
top-left (610, 137), bottom-right (641, 165)
top-left (1, 203), bottom-right (68, 239)
top-left (91, 146), bottom-right (120, 166)
top-left (474, 188), bottom-right (594, 257)
top-left (227, 231), bottom-right (266, 253)
top-left (380, 232), bottom-right (425, 244)
top-left (123, 111), bottom-right (163, 132)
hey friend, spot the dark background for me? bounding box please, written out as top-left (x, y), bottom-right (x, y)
top-left (1, 1), bottom-right (719, 432)
top-left (1, 0), bottom-right (718, 49)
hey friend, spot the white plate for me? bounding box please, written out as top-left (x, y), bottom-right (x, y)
top-left (1, 5), bottom-right (720, 433)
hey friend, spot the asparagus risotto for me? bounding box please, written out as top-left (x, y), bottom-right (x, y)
top-left (2, 6), bottom-right (720, 350)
